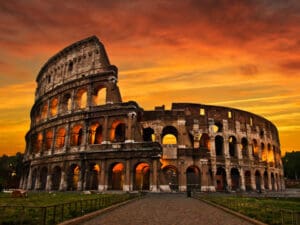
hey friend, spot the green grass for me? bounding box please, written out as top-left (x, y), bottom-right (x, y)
top-left (197, 195), bottom-right (300, 225)
top-left (0, 192), bottom-right (138, 225)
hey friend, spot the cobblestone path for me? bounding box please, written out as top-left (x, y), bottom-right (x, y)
top-left (81, 194), bottom-right (253, 225)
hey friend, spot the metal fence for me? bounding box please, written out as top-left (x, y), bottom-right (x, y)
top-left (0, 193), bottom-right (139, 225)
top-left (193, 192), bottom-right (300, 225)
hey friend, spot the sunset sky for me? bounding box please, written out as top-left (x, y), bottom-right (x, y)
top-left (0, 0), bottom-right (300, 156)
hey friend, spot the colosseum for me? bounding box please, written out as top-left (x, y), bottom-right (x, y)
top-left (20, 36), bottom-right (285, 193)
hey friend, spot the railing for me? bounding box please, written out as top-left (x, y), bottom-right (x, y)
top-left (193, 193), bottom-right (300, 225)
top-left (0, 193), bottom-right (139, 225)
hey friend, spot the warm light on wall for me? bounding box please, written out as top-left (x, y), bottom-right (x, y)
top-left (162, 134), bottom-right (177, 144)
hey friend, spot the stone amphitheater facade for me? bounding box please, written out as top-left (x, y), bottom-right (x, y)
top-left (20, 36), bottom-right (285, 192)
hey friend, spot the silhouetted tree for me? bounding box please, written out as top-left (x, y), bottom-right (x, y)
top-left (282, 151), bottom-right (300, 180)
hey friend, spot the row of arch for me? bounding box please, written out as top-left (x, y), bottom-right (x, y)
top-left (26, 162), bottom-right (283, 192)
top-left (35, 86), bottom-right (107, 123)
top-left (32, 120), bottom-right (126, 153)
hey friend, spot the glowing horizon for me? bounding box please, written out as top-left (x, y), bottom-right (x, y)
top-left (0, 0), bottom-right (300, 156)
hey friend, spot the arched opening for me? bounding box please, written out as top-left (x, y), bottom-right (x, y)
top-left (230, 168), bottom-right (240, 191)
top-left (94, 126), bottom-right (103, 144)
top-left (31, 169), bottom-right (37, 190)
top-left (199, 133), bottom-right (210, 150)
top-left (109, 163), bottom-right (124, 190)
top-left (86, 163), bottom-right (100, 190)
top-left (67, 164), bottom-right (80, 191)
top-left (161, 166), bottom-right (178, 191)
top-left (215, 135), bottom-right (224, 156)
top-left (61, 93), bottom-right (72, 112)
top-left (213, 121), bottom-right (223, 132)
top-left (261, 143), bottom-right (267, 161)
top-left (186, 166), bottom-right (201, 191)
top-left (35, 132), bottom-right (43, 153)
top-left (264, 171), bottom-right (269, 190)
top-left (216, 167), bottom-right (226, 191)
top-left (143, 127), bottom-right (155, 142)
top-left (92, 86), bottom-right (107, 106)
top-left (51, 166), bottom-right (61, 190)
top-left (50, 98), bottom-right (58, 117)
top-left (55, 127), bottom-right (66, 148)
top-left (162, 126), bottom-right (178, 145)
top-left (89, 123), bottom-right (102, 144)
top-left (134, 162), bottom-right (150, 190)
top-left (46, 130), bottom-right (53, 150)
top-left (41, 103), bottom-right (48, 120)
top-left (252, 139), bottom-right (259, 159)
top-left (241, 137), bottom-right (248, 158)
top-left (245, 170), bottom-right (251, 191)
top-left (229, 136), bottom-right (237, 157)
top-left (271, 173), bottom-right (275, 190)
top-left (110, 121), bottom-right (126, 142)
top-left (76, 89), bottom-right (87, 109)
top-left (71, 125), bottom-right (83, 146)
top-left (39, 167), bottom-right (48, 190)
top-left (267, 143), bottom-right (274, 164)
top-left (255, 171), bottom-right (261, 192)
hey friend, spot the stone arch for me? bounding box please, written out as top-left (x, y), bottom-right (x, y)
top-left (252, 139), bottom-right (259, 159)
top-left (143, 127), bottom-right (155, 142)
top-left (241, 137), bottom-right (248, 157)
top-left (50, 97), bottom-right (59, 117)
top-left (255, 170), bottom-right (262, 192)
top-left (86, 163), bottom-right (100, 190)
top-left (110, 120), bottom-right (126, 142)
top-left (92, 85), bottom-right (107, 106)
top-left (39, 167), bottom-right (48, 190)
top-left (45, 129), bottom-right (53, 150)
top-left (161, 165), bottom-right (179, 191)
top-left (230, 168), bottom-right (240, 191)
top-left (264, 171), bottom-right (269, 190)
top-left (162, 126), bottom-right (178, 145)
top-left (51, 166), bottom-right (61, 190)
top-left (229, 136), bottom-right (237, 157)
top-left (41, 103), bottom-right (48, 120)
top-left (133, 162), bottom-right (150, 190)
top-left (55, 127), bottom-right (66, 148)
top-left (261, 142), bottom-right (267, 161)
top-left (67, 164), bottom-right (80, 191)
top-left (89, 122), bottom-right (103, 144)
top-left (267, 143), bottom-right (274, 164)
top-left (200, 133), bottom-right (210, 149)
top-left (186, 166), bottom-right (201, 191)
top-left (244, 170), bottom-right (251, 191)
top-left (216, 167), bottom-right (226, 191)
top-left (61, 93), bottom-right (72, 112)
top-left (70, 124), bottom-right (83, 146)
top-left (109, 162), bottom-right (125, 190)
top-left (213, 121), bottom-right (223, 133)
top-left (75, 89), bottom-right (87, 109)
top-left (215, 135), bottom-right (224, 156)
top-left (35, 132), bottom-right (43, 153)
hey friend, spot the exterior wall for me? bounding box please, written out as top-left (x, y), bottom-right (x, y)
top-left (21, 36), bottom-right (285, 193)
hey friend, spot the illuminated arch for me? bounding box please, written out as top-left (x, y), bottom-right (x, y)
top-left (92, 86), bottom-right (107, 106)
top-left (75, 89), bottom-right (87, 109)
top-left (134, 162), bottom-right (150, 190)
top-left (200, 133), bottom-right (210, 149)
top-left (55, 127), bottom-right (66, 148)
top-left (61, 93), bottom-right (72, 112)
top-left (41, 103), bottom-right (48, 120)
top-left (109, 162), bottom-right (124, 190)
top-left (110, 120), bottom-right (126, 142)
top-left (71, 124), bottom-right (83, 146)
top-left (45, 129), bottom-right (53, 150)
top-left (67, 164), bottom-right (80, 191)
top-left (162, 126), bottom-right (178, 145)
top-left (252, 139), bottom-right (259, 159)
top-left (35, 132), bottom-right (43, 153)
top-left (50, 97), bottom-right (58, 117)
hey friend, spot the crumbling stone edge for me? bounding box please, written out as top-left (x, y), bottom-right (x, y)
top-left (194, 197), bottom-right (268, 225)
top-left (58, 197), bottom-right (142, 225)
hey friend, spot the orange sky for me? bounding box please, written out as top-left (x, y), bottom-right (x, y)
top-left (0, 0), bottom-right (300, 156)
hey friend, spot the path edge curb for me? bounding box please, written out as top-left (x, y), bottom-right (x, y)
top-left (194, 197), bottom-right (268, 225)
top-left (58, 197), bottom-right (141, 225)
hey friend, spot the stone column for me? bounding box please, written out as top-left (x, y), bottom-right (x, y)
top-left (46, 99), bottom-right (50, 119)
top-left (178, 160), bottom-right (186, 192)
top-left (59, 170), bottom-right (67, 191)
top-left (250, 170), bottom-right (256, 191)
top-left (236, 141), bottom-right (242, 160)
top-left (225, 167), bottom-right (231, 191)
top-left (71, 89), bottom-right (76, 111)
top-left (99, 160), bottom-right (106, 191)
top-left (46, 173), bottom-right (52, 191)
top-left (151, 159), bottom-right (158, 192)
top-left (51, 127), bottom-right (56, 155)
top-left (125, 112), bottom-right (136, 143)
top-left (261, 172), bottom-right (265, 192)
top-left (87, 84), bottom-right (93, 109)
top-left (239, 168), bottom-right (246, 191)
top-left (35, 170), bottom-right (41, 190)
top-left (223, 137), bottom-right (229, 158)
top-left (27, 167), bottom-right (33, 190)
top-left (102, 116), bottom-right (109, 144)
top-left (123, 160), bottom-right (131, 191)
top-left (64, 123), bottom-right (70, 153)
top-left (268, 171), bottom-right (272, 191)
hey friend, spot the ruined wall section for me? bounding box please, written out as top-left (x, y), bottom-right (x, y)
top-left (35, 36), bottom-right (112, 99)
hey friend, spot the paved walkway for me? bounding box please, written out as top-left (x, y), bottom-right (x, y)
top-left (80, 194), bottom-right (253, 225)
